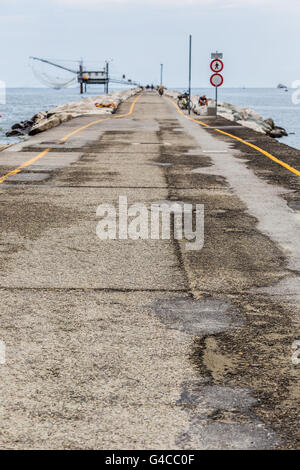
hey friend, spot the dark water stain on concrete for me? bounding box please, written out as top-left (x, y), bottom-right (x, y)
top-left (155, 113), bottom-right (298, 449)
top-left (190, 296), bottom-right (300, 449)
top-left (0, 198), bottom-right (86, 248)
top-left (0, 197), bottom-right (87, 274)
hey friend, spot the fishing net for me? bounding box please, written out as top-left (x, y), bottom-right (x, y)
top-left (29, 57), bottom-right (77, 89)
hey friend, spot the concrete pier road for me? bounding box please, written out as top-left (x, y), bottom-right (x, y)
top-left (0, 91), bottom-right (299, 449)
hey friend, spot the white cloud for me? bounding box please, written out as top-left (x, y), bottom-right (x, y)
top-left (1, 0), bottom-right (299, 9)
top-left (52, 0), bottom-right (300, 6)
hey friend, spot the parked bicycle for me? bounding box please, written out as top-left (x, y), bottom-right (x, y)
top-left (177, 92), bottom-right (190, 110)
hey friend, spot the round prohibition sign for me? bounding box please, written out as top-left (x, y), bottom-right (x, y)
top-left (210, 73), bottom-right (223, 87)
top-left (210, 59), bottom-right (224, 72)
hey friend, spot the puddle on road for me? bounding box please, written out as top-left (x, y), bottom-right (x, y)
top-left (178, 381), bottom-right (256, 410)
top-left (151, 201), bottom-right (190, 214)
top-left (180, 420), bottom-right (279, 450)
top-left (5, 172), bottom-right (51, 182)
top-left (176, 380), bottom-right (279, 449)
top-left (203, 150), bottom-right (228, 153)
top-left (148, 297), bottom-right (242, 335)
top-left (149, 162), bottom-right (172, 167)
top-left (288, 200), bottom-right (300, 211)
top-left (40, 141), bottom-right (62, 145)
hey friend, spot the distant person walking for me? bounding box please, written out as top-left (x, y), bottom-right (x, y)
top-left (158, 85), bottom-right (164, 96)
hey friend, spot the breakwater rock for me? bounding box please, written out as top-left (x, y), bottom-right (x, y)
top-left (165, 90), bottom-right (288, 138)
top-left (6, 88), bottom-right (141, 138)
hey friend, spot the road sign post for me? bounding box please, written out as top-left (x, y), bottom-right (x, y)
top-left (210, 53), bottom-right (224, 117)
top-left (210, 73), bottom-right (223, 116)
top-left (188, 35), bottom-right (192, 115)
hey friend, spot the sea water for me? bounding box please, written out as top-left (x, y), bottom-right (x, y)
top-left (1, 87), bottom-right (300, 150)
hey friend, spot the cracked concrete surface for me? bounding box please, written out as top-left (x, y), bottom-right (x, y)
top-left (0, 92), bottom-right (299, 449)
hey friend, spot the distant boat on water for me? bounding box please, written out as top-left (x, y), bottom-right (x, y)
top-left (277, 83), bottom-right (288, 89)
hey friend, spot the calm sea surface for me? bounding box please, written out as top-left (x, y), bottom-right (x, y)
top-left (1, 87), bottom-right (299, 149)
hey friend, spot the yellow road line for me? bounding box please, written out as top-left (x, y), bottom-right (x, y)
top-left (58, 92), bottom-right (143, 142)
top-left (215, 128), bottom-right (300, 177)
top-left (166, 96), bottom-right (300, 177)
top-left (0, 93), bottom-right (143, 185)
top-left (165, 97), bottom-right (210, 128)
top-left (0, 148), bottom-right (51, 184)
top-left (58, 118), bottom-right (106, 143)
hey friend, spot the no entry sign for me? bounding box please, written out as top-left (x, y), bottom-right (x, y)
top-left (210, 73), bottom-right (223, 87)
top-left (210, 59), bottom-right (223, 73)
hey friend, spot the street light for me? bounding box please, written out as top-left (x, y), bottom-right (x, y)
top-left (105, 58), bottom-right (113, 94)
top-left (188, 35), bottom-right (192, 115)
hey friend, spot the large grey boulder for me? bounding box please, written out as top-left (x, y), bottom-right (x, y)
top-left (233, 112), bottom-right (242, 121)
top-left (269, 127), bottom-right (288, 138)
top-left (29, 115), bottom-right (61, 135)
top-left (7, 88), bottom-right (141, 138)
top-left (6, 129), bottom-right (24, 137)
top-left (264, 118), bottom-right (275, 129)
top-left (236, 119), bottom-right (266, 134)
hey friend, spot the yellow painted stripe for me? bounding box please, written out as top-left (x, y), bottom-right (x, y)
top-left (0, 148), bottom-right (51, 184)
top-left (58, 118), bottom-right (106, 142)
top-left (166, 96), bottom-right (300, 177)
top-left (165, 97), bottom-right (210, 127)
top-left (215, 128), bottom-right (300, 177)
top-left (0, 93), bottom-right (143, 185)
top-left (58, 92), bottom-right (143, 142)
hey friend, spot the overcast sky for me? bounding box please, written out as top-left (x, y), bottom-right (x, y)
top-left (1, 0), bottom-right (299, 88)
